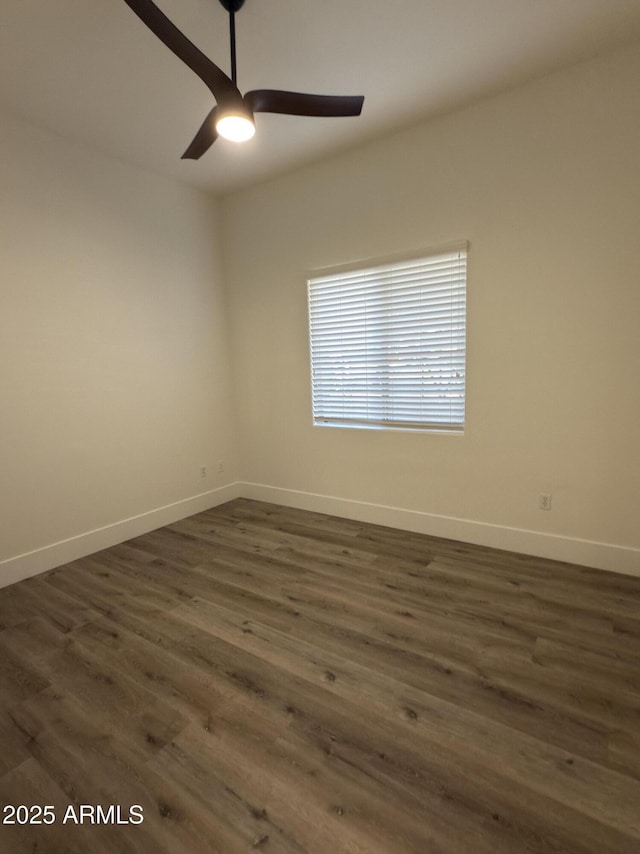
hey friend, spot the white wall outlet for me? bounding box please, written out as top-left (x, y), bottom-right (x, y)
top-left (217, 460), bottom-right (225, 473)
top-left (539, 493), bottom-right (552, 511)
top-left (200, 466), bottom-right (207, 478)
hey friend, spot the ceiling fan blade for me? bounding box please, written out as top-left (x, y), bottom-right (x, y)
top-left (181, 107), bottom-right (219, 160)
top-left (122, 0), bottom-right (242, 107)
top-left (245, 90), bottom-right (364, 118)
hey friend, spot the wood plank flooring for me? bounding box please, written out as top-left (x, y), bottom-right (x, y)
top-left (1, 498), bottom-right (639, 853)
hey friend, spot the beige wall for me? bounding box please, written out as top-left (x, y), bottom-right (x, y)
top-left (0, 115), bottom-right (237, 573)
top-left (222, 44), bottom-right (640, 566)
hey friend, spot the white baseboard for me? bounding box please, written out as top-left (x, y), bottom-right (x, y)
top-left (240, 482), bottom-right (640, 578)
top-left (0, 483), bottom-right (242, 590)
top-left (2, 480), bottom-right (637, 588)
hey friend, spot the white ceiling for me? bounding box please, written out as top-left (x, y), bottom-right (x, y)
top-left (2, 0), bottom-right (640, 195)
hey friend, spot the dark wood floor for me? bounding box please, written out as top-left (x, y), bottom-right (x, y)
top-left (1, 499), bottom-right (639, 853)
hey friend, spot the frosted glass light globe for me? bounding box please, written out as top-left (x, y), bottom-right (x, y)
top-left (216, 114), bottom-right (255, 142)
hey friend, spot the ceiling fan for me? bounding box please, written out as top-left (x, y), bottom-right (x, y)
top-left (122, 0), bottom-right (365, 159)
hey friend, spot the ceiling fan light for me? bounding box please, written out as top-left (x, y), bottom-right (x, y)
top-left (215, 114), bottom-right (255, 142)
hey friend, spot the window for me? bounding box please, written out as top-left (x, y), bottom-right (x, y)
top-left (307, 244), bottom-right (467, 432)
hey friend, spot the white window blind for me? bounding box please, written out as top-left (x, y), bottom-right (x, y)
top-left (308, 245), bottom-right (467, 431)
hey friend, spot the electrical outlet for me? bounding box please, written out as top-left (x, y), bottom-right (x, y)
top-left (217, 460), bottom-right (225, 473)
top-left (538, 493), bottom-right (552, 511)
top-left (200, 466), bottom-right (207, 479)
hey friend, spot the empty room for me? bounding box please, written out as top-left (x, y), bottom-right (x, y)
top-left (1, 1), bottom-right (640, 851)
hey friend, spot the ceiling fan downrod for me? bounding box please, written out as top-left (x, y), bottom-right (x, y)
top-left (217, 0), bottom-right (246, 84)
